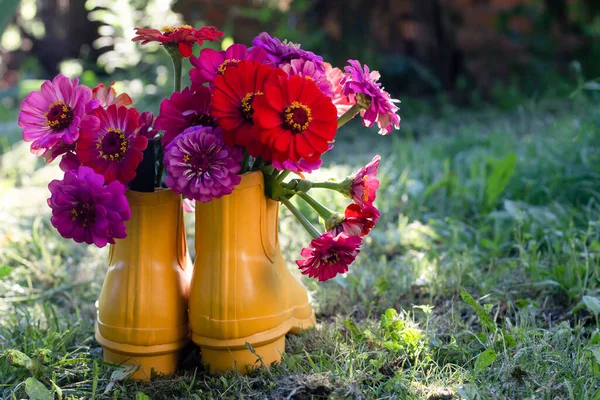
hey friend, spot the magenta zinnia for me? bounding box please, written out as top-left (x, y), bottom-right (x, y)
top-left (154, 86), bottom-right (214, 146)
top-left (342, 60), bottom-right (400, 135)
top-left (18, 74), bottom-right (99, 161)
top-left (280, 59), bottom-right (333, 97)
top-left (163, 125), bottom-right (243, 202)
top-left (189, 43), bottom-right (267, 89)
top-left (77, 105), bottom-right (148, 184)
top-left (296, 232), bottom-right (362, 282)
top-left (330, 203), bottom-right (380, 237)
top-left (343, 155), bottom-right (381, 207)
top-left (47, 166), bottom-right (131, 248)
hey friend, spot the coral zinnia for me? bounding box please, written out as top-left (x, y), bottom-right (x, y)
top-left (324, 62), bottom-right (356, 118)
top-left (210, 60), bottom-right (284, 160)
top-left (253, 75), bottom-right (338, 163)
top-left (296, 232), bottom-right (362, 282)
top-left (92, 82), bottom-right (132, 108)
top-left (77, 105), bottom-right (148, 184)
top-left (154, 86), bottom-right (214, 146)
top-left (341, 60), bottom-right (400, 135)
top-left (47, 166), bottom-right (131, 248)
top-left (190, 43), bottom-right (267, 89)
top-left (132, 25), bottom-right (223, 57)
top-left (163, 125), bottom-right (243, 202)
top-left (18, 74), bottom-right (99, 162)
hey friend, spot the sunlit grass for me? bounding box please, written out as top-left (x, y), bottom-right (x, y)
top-left (1, 97), bottom-right (600, 398)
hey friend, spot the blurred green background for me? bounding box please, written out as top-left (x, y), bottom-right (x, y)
top-left (1, 0), bottom-right (600, 120)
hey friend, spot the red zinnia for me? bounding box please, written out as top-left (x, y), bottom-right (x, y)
top-left (210, 60), bottom-right (283, 160)
top-left (252, 75), bottom-right (338, 163)
top-left (132, 25), bottom-right (223, 57)
top-left (77, 105), bottom-right (148, 184)
top-left (330, 203), bottom-right (380, 237)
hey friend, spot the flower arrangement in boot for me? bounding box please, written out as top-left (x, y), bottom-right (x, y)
top-left (18, 24), bottom-right (400, 282)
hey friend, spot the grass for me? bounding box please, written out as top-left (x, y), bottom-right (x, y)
top-left (2, 95), bottom-right (600, 399)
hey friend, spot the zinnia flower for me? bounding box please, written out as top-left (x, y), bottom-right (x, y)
top-left (330, 203), bottom-right (380, 237)
top-left (77, 105), bottom-right (148, 184)
top-left (47, 166), bottom-right (131, 248)
top-left (280, 59), bottom-right (332, 97)
top-left (210, 60), bottom-right (283, 160)
top-left (296, 232), bottom-right (362, 281)
top-left (342, 155), bottom-right (381, 207)
top-left (252, 75), bottom-right (338, 163)
top-left (154, 86), bottom-right (214, 146)
top-left (18, 74), bottom-right (99, 161)
top-left (324, 62), bottom-right (355, 117)
top-left (341, 60), bottom-right (400, 135)
top-left (163, 125), bottom-right (243, 202)
top-left (59, 151), bottom-right (81, 172)
top-left (271, 157), bottom-right (322, 174)
top-left (92, 82), bottom-right (132, 108)
top-left (189, 43), bottom-right (267, 89)
top-left (134, 111), bottom-right (158, 139)
top-left (132, 25), bottom-right (223, 57)
top-left (251, 32), bottom-right (324, 71)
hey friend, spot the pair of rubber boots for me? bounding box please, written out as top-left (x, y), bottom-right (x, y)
top-left (95, 172), bottom-right (316, 379)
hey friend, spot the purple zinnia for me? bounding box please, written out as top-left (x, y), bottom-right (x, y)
top-left (164, 125), bottom-right (243, 202)
top-left (280, 59), bottom-right (333, 97)
top-left (189, 43), bottom-right (267, 88)
top-left (251, 32), bottom-right (324, 71)
top-left (18, 74), bottom-right (100, 162)
top-left (341, 60), bottom-right (400, 135)
top-left (47, 166), bottom-right (131, 248)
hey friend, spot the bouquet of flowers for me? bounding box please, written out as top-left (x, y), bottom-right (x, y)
top-left (17, 25), bottom-right (400, 282)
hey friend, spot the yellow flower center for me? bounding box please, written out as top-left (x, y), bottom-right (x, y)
top-left (240, 91), bottom-right (263, 121)
top-left (44, 101), bottom-right (74, 132)
top-left (96, 128), bottom-right (128, 161)
top-left (218, 59), bottom-right (240, 74)
top-left (283, 101), bottom-right (312, 133)
top-left (162, 25), bottom-right (192, 35)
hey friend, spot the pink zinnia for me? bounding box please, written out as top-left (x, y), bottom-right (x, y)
top-left (341, 60), bottom-right (400, 135)
top-left (154, 86), bottom-right (214, 146)
top-left (47, 166), bottom-right (131, 248)
top-left (77, 105), bottom-right (148, 184)
top-left (92, 82), bottom-right (132, 108)
top-left (280, 59), bottom-right (333, 97)
top-left (18, 74), bottom-right (99, 162)
top-left (342, 155), bottom-right (381, 207)
top-left (163, 125), bottom-right (243, 202)
top-left (324, 62), bottom-right (356, 118)
top-left (296, 232), bottom-right (362, 282)
top-left (189, 43), bottom-right (267, 89)
top-left (330, 203), bottom-right (380, 237)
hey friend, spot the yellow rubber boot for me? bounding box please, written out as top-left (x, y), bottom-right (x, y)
top-left (189, 172), bottom-right (316, 374)
top-left (95, 189), bottom-right (191, 380)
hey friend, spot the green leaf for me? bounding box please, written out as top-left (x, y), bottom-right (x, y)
top-left (485, 153), bottom-right (516, 210)
top-left (0, 266), bottom-right (12, 279)
top-left (25, 377), bottom-right (53, 400)
top-left (460, 288), bottom-right (496, 331)
top-left (50, 380), bottom-right (63, 400)
top-left (588, 345), bottom-right (600, 364)
top-left (6, 349), bottom-right (32, 369)
top-left (103, 365), bottom-right (138, 395)
top-left (136, 392), bottom-right (151, 400)
top-left (583, 295), bottom-right (600, 317)
top-left (474, 349), bottom-right (497, 373)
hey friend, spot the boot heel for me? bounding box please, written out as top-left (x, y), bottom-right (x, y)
top-left (102, 347), bottom-right (180, 380)
top-left (200, 336), bottom-right (285, 374)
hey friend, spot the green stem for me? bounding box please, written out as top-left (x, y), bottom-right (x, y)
top-left (310, 181), bottom-right (343, 191)
top-left (298, 193), bottom-right (335, 220)
top-left (276, 170), bottom-right (291, 183)
top-left (240, 151), bottom-right (250, 174)
top-left (337, 103), bottom-right (362, 129)
top-left (280, 197), bottom-right (321, 239)
top-left (172, 56), bottom-right (182, 92)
